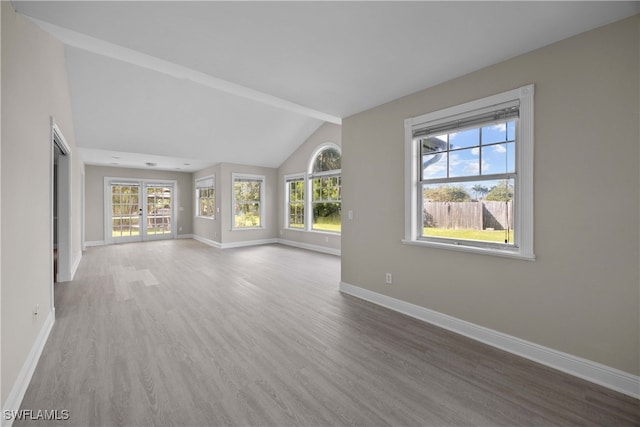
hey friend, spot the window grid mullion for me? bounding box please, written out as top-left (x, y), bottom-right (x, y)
top-left (479, 125), bottom-right (483, 176)
top-left (418, 119), bottom-right (517, 247)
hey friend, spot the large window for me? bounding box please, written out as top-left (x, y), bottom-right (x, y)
top-left (233, 174), bottom-right (265, 229)
top-left (311, 146), bottom-right (341, 232)
top-left (195, 176), bottom-right (215, 218)
top-left (311, 174), bottom-right (341, 232)
top-left (286, 175), bottom-right (305, 229)
top-left (404, 85), bottom-right (534, 259)
top-left (285, 144), bottom-right (342, 233)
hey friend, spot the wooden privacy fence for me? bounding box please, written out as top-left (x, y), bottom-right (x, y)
top-left (424, 201), bottom-right (513, 230)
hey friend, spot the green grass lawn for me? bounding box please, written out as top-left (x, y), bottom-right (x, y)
top-left (234, 214), bottom-right (261, 228)
top-left (287, 221), bottom-right (340, 232)
top-left (146, 228), bottom-right (171, 235)
top-left (423, 227), bottom-right (514, 244)
top-left (112, 229), bottom-right (139, 237)
top-left (112, 228), bottom-right (171, 237)
top-left (312, 222), bottom-right (341, 232)
top-left (312, 216), bottom-right (341, 232)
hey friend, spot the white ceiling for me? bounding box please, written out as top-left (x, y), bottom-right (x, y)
top-left (14, 1), bottom-right (640, 172)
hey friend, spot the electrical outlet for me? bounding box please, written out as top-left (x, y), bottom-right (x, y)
top-left (385, 273), bottom-right (393, 285)
top-left (348, 210), bottom-right (353, 220)
top-left (179, 226), bottom-right (183, 231)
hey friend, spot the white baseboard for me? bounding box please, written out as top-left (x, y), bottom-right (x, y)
top-left (176, 234), bottom-right (194, 240)
top-left (84, 240), bottom-right (105, 247)
top-left (1, 310), bottom-right (55, 427)
top-left (339, 282), bottom-right (640, 399)
top-left (193, 236), bottom-right (339, 254)
top-left (278, 239), bottom-right (341, 256)
top-left (220, 238), bottom-right (278, 249)
top-left (192, 235), bottom-right (222, 248)
top-left (70, 251), bottom-right (82, 281)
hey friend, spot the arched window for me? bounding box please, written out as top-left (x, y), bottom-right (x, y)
top-left (311, 146), bottom-right (341, 173)
top-left (284, 143), bottom-right (342, 233)
top-left (309, 145), bottom-right (341, 232)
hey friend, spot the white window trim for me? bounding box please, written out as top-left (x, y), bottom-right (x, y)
top-left (403, 84), bottom-right (535, 260)
top-left (103, 177), bottom-right (178, 244)
top-left (308, 172), bottom-right (342, 234)
top-left (308, 142), bottom-right (342, 235)
top-left (284, 173), bottom-right (306, 230)
top-left (231, 173), bottom-right (265, 231)
top-left (307, 142), bottom-right (341, 174)
top-left (195, 175), bottom-right (215, 220)
top-left (282, 143), bottom-right (344, 235)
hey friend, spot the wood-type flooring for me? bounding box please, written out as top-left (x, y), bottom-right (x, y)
top-left (16, 240), bottom-right (640, 426)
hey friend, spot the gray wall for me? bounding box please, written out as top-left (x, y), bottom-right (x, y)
top-left (0, 1), bottom-right (3, 409)
top-left (341, 16), bottom-right (639, 375)
top-left (222, 163), bottom-right (278, 244)
top-left (192, 163), bottom-right (278, 245)
top-left (277, 122), bottom-right (342, 251)
top-left (84, 165), bottom-right (194, 242)
top-left (193, 126), bottom-right (342, 249)
top-left (1, 3), bottom-right (83, 404)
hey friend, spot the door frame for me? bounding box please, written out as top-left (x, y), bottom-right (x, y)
top-left (103, 177), bottom-right (178, 244)
top-left (51, 119), bottom-right (72, 309)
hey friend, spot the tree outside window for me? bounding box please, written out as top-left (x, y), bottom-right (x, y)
top-left (310, 146), bottom-right (341, 233)
top-left (233, 175), bottom-right (264, 229)
top-left (285, 144), bottom-right (342, 234)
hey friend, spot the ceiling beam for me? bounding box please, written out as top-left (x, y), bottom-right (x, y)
top-left (28, 16), bottom-right (342, 125)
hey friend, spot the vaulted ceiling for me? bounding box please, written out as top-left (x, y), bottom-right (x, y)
top-left (14, 1), bottom-right (639, 171)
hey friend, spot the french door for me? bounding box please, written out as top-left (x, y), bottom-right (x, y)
top-left (106, 179), bottom-right (176, 243)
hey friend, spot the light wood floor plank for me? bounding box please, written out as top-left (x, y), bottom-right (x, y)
top-left (15, 239), bottom-right (640, 426)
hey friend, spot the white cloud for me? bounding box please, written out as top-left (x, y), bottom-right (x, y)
top-left (471, 147), bottom-right (479, 155)
top-left (462, 161), bottom-right (479, 175)
top-left (490, 123), bottom-right (507, 132)
top-left (423, 155), bottom-right (447, 178)
top-left (449, 153), bottom-right (479, 176)
top-left (493, 145), bottom-right (507, 153)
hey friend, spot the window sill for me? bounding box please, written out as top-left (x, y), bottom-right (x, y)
top-left (310, 229), bottom-right (341, 236)
top-left (283, 227), bottom-right (341, 236)
top-left (195, 215), bottom-right (215, 221)
top-left (231, 227), bottom-right (264, 231)
top-left (284, 227), bottom-right (306, 232)
top-left (401, 239), bottom-right (535, 261)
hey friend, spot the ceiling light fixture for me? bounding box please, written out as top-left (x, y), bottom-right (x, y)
top-left (145, 162), bottom-right (157, 167)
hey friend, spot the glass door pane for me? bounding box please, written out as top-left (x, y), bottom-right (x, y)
top-left (111, 183), bottom-right (141, 242)
top-left (145, 185), bottom-right (172, 238)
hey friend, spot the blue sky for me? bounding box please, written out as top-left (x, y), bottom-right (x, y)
top-left (423, 121), bottom-right (515, 179)
top-left (422, 120), bottom-right (516, 198)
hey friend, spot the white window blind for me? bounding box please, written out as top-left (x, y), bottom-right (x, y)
top-left (195, 177), bottom-right (214, 188)
top-left (413, 100), bottom-right (520, 139)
